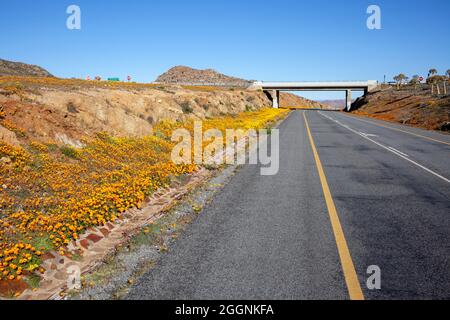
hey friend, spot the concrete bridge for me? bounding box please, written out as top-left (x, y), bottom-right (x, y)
top-left (251, 81), bottom-right (378, 111)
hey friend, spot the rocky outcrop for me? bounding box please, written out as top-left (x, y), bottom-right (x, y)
top-left (0, 125), bottom-right (20, 146)
top-left (156, 66), bottom-right (251, 87)
top-left (0, 58), bottom-right (53, 77)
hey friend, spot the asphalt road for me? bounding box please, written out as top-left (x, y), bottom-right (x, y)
top-left (127, 110), bottom-right (450, 300)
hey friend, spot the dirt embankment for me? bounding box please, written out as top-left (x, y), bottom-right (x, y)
top-left (0, 77), bottom-right (313, 147)
top-left (351, 85), bottom-right (450, 132)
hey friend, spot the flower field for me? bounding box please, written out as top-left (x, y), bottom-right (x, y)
top-left (0, 108), bottom-right (288, 284)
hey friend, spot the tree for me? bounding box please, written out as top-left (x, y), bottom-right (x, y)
top-left (410, 75), bottom-right (420, 90)
top-left (443, 72), bottom-right (449, 95)
top-left (393, 75), bottom-right (401, 89)
top-left (393, 73), bottom-right (406, 89)
top-left (427, 69), bottom-right (439, 94)
top-left (427, 75), bottom-right (447, 95)
top-left (428, 68), bottom-right (438, 77)
top-left (427, 76), bottom-right (437, 94)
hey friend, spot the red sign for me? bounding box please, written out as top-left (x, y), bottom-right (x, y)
top-left (127, 75), bottom-right (131, 82)
top-left (419, 76), bottom-right (424, 81)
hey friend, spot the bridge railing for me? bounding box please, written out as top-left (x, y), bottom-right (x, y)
top-left (255, 80), bottom-right (376, 83)
top-left (153, 81), bottom-right (252, 88)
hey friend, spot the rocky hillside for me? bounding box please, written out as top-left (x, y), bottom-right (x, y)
top-left (352, 85), bottom-right (450, 131)
top-left (0, 56), bottom-right (330, 149)
top-left (0, 58), bottom-right (53, 77)
top-left (0, 77), bottom-right (275, 147)
top-left (0, 76), bottom-right (328, 148)
top-left (156, 66), bottom-right (251, 87)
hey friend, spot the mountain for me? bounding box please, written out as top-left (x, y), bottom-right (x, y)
top-left (155, 66), bottom-right (251, 87)
top-left (0, 58), bottom-right (53, 77)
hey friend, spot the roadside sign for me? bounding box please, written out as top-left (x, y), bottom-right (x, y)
top-left (419, 76), bottom-right (424, 81)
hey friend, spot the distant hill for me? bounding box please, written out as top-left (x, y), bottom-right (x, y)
top-left (281, 94), bottom-right (328, 109)
top-left (0, 58), bottom-right (53, 77)
top-left (156, 66), bottom-right (251, 87)
top-left (319, 99), bottom-right (345, 109)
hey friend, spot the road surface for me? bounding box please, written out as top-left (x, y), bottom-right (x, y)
top-left (127, 110), bottom-right (450, 300)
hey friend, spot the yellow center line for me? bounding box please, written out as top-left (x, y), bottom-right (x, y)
top-left (342, 113), bottom-right (450, 147)
top-left (303, 111), bottom-right (365, 301)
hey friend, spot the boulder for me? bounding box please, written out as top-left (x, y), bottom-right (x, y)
top-left (0, 125), bottom-right (20, 146)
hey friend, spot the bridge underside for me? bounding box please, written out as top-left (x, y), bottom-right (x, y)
top-left (257, 81), bottom-right (377, 112)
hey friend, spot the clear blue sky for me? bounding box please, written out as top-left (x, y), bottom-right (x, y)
top-left (1, 0), bottom-right (449, 99)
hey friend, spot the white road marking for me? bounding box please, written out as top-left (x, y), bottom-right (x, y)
top-left (337, 112), bottom-right (450, 147)
top-left (387, 147), bottom-right (409, 157)
top-left (317, 111), bottom-right (450, 184)
top-left (359, 132), bottom-right (378, 138)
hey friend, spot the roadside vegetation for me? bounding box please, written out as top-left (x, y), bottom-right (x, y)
top-left (0, 108), bottom-right (288, 286)
top-left (392, 68), bottom-right (449, 95)
top-left (352, 68), bottom-right (450, 131)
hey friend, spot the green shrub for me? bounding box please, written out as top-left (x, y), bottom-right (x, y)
top-left (66, 101), bottom-right (79, 113)
top-left (60, 145), bottom-right (79, 159)
top-left (180, 101), bottom-right (194, 114)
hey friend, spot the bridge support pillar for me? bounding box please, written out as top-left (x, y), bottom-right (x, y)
top-left (273, 90), bottom-right (280, 109)
top-left (263, 90), bottom-right (280, 108)
top-left (345, 89), bottom-right (352, 112)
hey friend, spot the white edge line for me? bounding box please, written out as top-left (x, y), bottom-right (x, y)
top-left (337, 112), bottom-right (450, 147)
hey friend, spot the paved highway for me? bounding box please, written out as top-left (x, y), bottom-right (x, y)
top-left (127, 110), bottom-right (450, 300)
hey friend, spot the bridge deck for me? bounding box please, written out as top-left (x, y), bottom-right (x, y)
top-left (257, 81), bottom-right (378, 91)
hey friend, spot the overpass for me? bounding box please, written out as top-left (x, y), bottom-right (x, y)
top-left (251, 81), bottom-right (378, 111)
